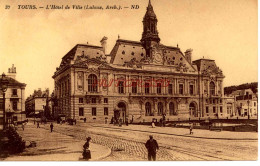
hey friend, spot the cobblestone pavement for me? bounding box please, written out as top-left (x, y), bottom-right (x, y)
top-left (44, 125), bottom-right (177, 161)
top-left (39, 123), bottom-right (258, 161)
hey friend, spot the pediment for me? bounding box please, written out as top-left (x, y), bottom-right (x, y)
top-left (73, 57), bottom-right (114, 71)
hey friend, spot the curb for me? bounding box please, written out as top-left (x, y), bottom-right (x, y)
top-left (93, 146), bottom-right (111, 161)
top-left (91, 125), bottom-right (258, 141)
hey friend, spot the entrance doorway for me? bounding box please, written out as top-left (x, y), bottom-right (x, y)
top-left (114, 102), bottom-right (127, 123)
top-left (189, 102), bottom-right (198, 117)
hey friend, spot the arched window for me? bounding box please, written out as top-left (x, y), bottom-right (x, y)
top-left (158, 102), bottom-right (163, 116)
top-left (145, 102), bottom-right (152, 116)
top-left (210, 82), bottom-right (215, 95)
top-left (169, 102), bottom-right (175, 115)
top-left (88, 74), bottom-right (97, 92)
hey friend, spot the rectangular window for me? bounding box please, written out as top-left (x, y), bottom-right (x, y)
top-left (132, 82), bottom-right (137, 94)
top-left (79, 107), bottom-right (84, 116)
top-left (227, 104), bottom-right (232, 114)
top-left (157, 83), bottom-right (161, 94)
top-left (92, 98), bottom-right (96, 104)
top-left (79, 98), bottom-right (83, 103)
top-left (13, 116), bottom-right (17, 121)
top-left (145, 83), bottom-right (150, 94)
top-left (118, 81), bottom-right (124, 94)
top-left (104, 98), bottom-right (108, 103)
top-left (206, 106), bottom-right (209, 113)
top-left (220, 106), bottom-right (223, 113)
top-left (213, 106), bottom-right (216, 113)
top-left (168, 84), bottom-right (173, 94)
top-left (12, 89), bottom-right (17, 96)
top-left (13, 101), bottom-right (18, 110)
top-left (179, 84), bottom-right (184, 95)
top-left (0, 99), bottom-right (3, 109)
top-left (92, 107), bottom-right (97, 116)
top-left (189, 85), bottom-right (194, 95)
top-left (104, 107), bottom-right (108, 115)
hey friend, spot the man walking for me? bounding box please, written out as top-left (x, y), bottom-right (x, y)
top-left (37, 122), bottom-right (40, 128)
top-left (50, 123), bottom-right (54, 132)
top-left (145, 135), bottom-right (159, 161)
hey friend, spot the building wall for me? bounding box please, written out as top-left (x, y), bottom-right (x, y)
top-left (0, 86), bottom-right (26, 124)
top-left (53, 65), bottom-right (226, 123)
top-left (34, 98), bottom-right (47, 113)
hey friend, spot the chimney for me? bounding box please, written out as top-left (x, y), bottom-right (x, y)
top-left (7, 64), bottom-right (17, 79)
top-left (100, 36), bottom-right (108, 55)
top-left (185, 49), bottom-right (193, 64)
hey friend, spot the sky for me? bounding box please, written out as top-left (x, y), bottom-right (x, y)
top-left (0, 0), bottom-right (258, 98)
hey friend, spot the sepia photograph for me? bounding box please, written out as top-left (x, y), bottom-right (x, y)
top-left (0, 0), bottom-right (258, 163)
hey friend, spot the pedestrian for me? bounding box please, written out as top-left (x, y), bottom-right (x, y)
top-left (74, 119), bottom-right (77, 125)
top-left (22, 123), bottom-right (25, 131)
top-left (37, 122), bottom-right (40, 128)
top-left (50, 123), bottom-right (54, 132)
top-left (84, 117), bottom-right (87, 123)
top-left (189, 123), bottom-right (193, 134)
top-left (125, 117), bottom-right (128, 126)
top-left (83, 137), bottom-right (91, 160)
top-left (119, 118), bottom-right (122, 127)
top-left (151, 122), bottom-right (156, 128)
top-left (145, 135), bottom-right (159, 161)
top-left (162, 114), bottom-right (166, 127)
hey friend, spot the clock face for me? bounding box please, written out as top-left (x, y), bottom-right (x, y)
top-left (154, 52), bottom-right (163, 63)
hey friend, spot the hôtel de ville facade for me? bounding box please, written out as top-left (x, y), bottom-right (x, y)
top-left (52, 1), bottom-right (233, 123)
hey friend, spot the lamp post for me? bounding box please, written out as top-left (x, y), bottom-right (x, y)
top-left (0, 73), bottom-right (8, 131)
top-left (247, 93), bottom-right (250, 120)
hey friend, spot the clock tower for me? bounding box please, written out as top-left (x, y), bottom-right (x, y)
top-left (141, 0), bottom-right (160, 59)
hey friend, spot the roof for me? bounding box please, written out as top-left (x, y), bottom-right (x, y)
top-left (54, 43), bottom-right (105, 77)
top-left (192, 58), bottom-right (223, 77)
top-left (0, 76), bottom-right (26, 87)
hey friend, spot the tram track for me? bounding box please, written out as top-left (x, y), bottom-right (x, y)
top-left (44, 124), bottom-right (243, 160)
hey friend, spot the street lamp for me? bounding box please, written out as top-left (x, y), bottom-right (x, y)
top-left (0, 73), bottom-right (9, 130)
top-left (247, 93), bottom-right (250, 120)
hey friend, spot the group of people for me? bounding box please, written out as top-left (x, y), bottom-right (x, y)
top-left (36, 121), bottom-right (54, 132)
top-left (82, 135), bottom-right (159, 161)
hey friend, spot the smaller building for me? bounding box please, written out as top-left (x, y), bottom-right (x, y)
top-left (0, 65), bottom-right (26, 129)
top-left (232, 89), bottom-right (258, 117)
top-left (25, 88), bottom-right (50, 118)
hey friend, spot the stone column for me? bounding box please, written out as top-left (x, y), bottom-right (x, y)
top-left (153, 98), bottom-right (158, 115)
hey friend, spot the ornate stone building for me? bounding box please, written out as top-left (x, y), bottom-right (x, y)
top-left (53, 1), bottom-right (228, 123)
